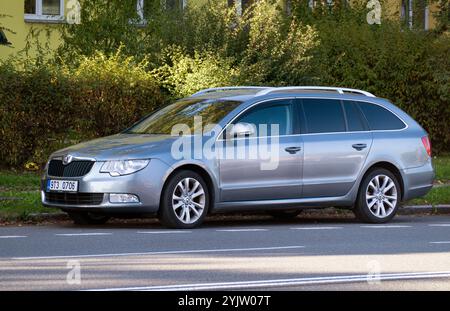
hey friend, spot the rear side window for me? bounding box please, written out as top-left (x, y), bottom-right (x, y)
top-left (343, 101), bottom-right (368, 132)
top-left (302, 99), bottom-right (346, 133)
top-left (358, 102), bottom-right (405, 130)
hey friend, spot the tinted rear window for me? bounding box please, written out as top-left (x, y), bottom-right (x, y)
top-left (358, 102), bottom-right (405, 130)
top-left (302, 99), bottom-right (346, 133)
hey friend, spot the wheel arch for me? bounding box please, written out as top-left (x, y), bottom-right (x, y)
top-left (359, 161), bottom-right (405, 200)
top-left (161, 163), bottom-right (217, 213)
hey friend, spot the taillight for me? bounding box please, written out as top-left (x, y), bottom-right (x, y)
top-left (421, 136), bottom-right (431, 157)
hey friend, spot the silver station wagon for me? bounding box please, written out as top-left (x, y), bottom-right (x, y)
top-left (41, 86), bottom-right (435, 228)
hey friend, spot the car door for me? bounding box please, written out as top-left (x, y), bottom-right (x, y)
top-left (218, 99), bottom-right (303, 202)
top-left (298, 98), bottom-right (373, 198)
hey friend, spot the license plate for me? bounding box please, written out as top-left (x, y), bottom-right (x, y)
top-left (46, 180), bottom-right (78, 192)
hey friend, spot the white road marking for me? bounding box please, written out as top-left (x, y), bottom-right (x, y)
top-left (13, 245), bottom-right (305, 260)
top-left (88, 270), bottom-right (450, 291)
top-left (360, 225), bottom-right (411, 228)
top-left (137, 231), bottom-right (191, 234)
top-left (290, 227), bottom-right (343, 230)
top-left (0, 236), bottom-right (27, 239)
top-left (430, 241), bottom-right (450, 244)
top-left (217, 229), bottom-right (268, 232)
top-left (55, 233), bottom-right (112, 237)
top-left (428, 224), bottom-right (450, 227)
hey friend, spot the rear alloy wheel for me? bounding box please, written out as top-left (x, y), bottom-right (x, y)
top-left (67, 211), bottom-right (110, 225)
top-left (354, 168), bottom-right (401, 223)
top-left (159, 171), bottom-right (209, 229)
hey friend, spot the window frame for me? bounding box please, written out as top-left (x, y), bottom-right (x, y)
top-left (134, 0), bottom-right (188, 25)
top-left (232, 100), bottom-right (294, 138)
top-left (218, 98), bottom-right (296, 140)
top-left (24, 0), bottom-right (65, 23)
top-left (355, 101), bottom-right (408, 132)
top-left (218, 97), bottom-right (408, 140)
top-left (401, 0), bottom-right (430, 30)
top-left (343, 100), bottom-right (370, 132)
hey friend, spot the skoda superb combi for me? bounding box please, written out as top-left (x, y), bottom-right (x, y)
top-left (41, 86), bottom-right (435, 228)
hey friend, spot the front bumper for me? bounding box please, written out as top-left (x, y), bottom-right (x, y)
top-left (41, 159), bottom-right (171, 214)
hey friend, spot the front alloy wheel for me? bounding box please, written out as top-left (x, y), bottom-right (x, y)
top-left (159, 170), bottom-right (209, 228)
top-left (172, 177), bottom-right (206, 224)
top-left (354, 168), bottom-right (401, 223)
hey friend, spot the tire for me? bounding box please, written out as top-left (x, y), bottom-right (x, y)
top-left (267, 209), bottom-right (302, 219)
top-left (159, 170), bottom-right (210, 229)
top-left (354, 168), bottom-right (401, 223)
top-left (67, 211), bottom-right (110, 225)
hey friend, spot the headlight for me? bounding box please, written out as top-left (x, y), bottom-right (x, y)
top-left (100, 159), bottom-right (149, 176)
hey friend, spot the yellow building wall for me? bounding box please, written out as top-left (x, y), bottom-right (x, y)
top-left (0, 0), bottom-right (66, 60)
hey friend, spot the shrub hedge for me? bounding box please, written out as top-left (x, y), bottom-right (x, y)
top-left (0, 52), bottom-right (164, 167)
top-left (0, 0), bottom-right (449, 169)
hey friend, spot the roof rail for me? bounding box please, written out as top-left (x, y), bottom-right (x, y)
top-left (255, 86), bottom-right (376, 97)
top-left (191, 86), bottom-right (269, 97)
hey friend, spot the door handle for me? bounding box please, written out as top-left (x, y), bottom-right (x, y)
top-left (352, 143), bottom-right (367, 151)
top-left (285, 146), bottom-right (302, 154)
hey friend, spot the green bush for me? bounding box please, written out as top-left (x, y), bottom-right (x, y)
top-left (152, 1), bottom-right (319, 96)
top-left (67, 50), bottom-right (164, 137)
top-left (1, 0), bottom-right (449, 171)
top-left (0, 51), bottom-right (164, 168)
top-left (153, 46), bottom-right (241, 98)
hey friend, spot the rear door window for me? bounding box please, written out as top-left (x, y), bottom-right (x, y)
top-left (302, 99), bottom-right (346, 134)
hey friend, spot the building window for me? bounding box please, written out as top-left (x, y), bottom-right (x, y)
top-left (401, 0), bottom-right (429, 30)
top-left (24, 0), bottom-right (65, 22)
top-left (228, 0), bottom-right (254, 16)
top-left (135, 0), bottom-right (187, 23)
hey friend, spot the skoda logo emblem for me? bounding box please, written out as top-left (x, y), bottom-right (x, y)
top-left (62, 154), bottom-right (73, 165)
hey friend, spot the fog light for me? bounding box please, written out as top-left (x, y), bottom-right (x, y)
top-left (109, 193), bottom-right (140, 203)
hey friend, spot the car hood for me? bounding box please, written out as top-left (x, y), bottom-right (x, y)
top-left (51, 134), bottom-right (178, 161)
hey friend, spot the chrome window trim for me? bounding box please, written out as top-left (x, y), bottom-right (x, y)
top-left (216, 96), bottom-right (408, 141)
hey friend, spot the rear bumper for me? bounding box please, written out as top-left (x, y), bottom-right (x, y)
top-left (402, 159), bottom-right (435, 201)
top-left (41, 159), bottom-right (171, 214)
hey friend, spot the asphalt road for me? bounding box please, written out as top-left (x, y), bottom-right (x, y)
top-left (1, 214), bottom-right (450, 291)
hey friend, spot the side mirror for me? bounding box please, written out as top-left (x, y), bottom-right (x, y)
top-left (226, 122), bottom-right (256, 139)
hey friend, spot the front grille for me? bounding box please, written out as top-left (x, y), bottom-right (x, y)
top-left (45, 192), bottom-right (104, 205)
top-left (48, 160), bottom-right (94, 177)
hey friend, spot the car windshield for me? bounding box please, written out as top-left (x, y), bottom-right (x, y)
top-left (125, 99), bottom-right (242, 135)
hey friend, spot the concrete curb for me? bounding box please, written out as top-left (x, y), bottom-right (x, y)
top-left (399, 205), bottom-right (450, 215)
